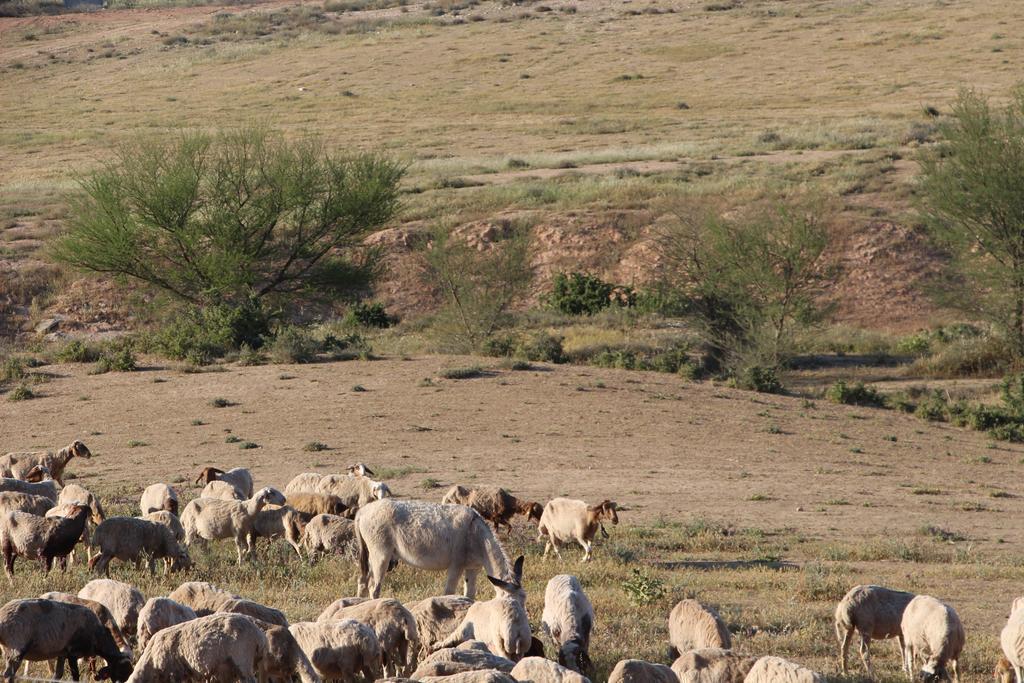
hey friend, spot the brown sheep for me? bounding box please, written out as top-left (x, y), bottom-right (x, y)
top-left (537, 498), bottom-right (619, 562)
top-left (194, 466), bottom-right (254, 499)
top-left (0, 440), bottom-right (91, 486)
top-left (0, 504), bottom-right (91, 580)
top-left (442, 486), bottom-right (543, 534)
top-left (286, 492), bottom-right (349, 521)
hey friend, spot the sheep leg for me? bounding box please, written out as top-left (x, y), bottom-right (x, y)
top-left (949, 659), bottom-right (959, 683)
top-left (3, 651), bottom-right (22, 683)
top-left (857, 635), bottom-right (873, 676)
top-left (464, 568), bottom-right (478, 599)
top-left (836, 625), bottom-right (852, 674)
top-left (368, 552), bottom-right (391, 599)
top-left (1015, 665), bottom-right (1023, 683)
top-left (579, 539), bottom-right (593, 562)
top-left (288, 539), bottom-right (303, 560)
top-left (444, 564), bottom-right (463, 596)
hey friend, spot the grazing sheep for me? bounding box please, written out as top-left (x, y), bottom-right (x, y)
top-left (0, 598), bottom-right (133, 683)
top-left (319, 474), bottom-right (392, 515)
top-left (672, 648), bottom-right (756, 683)
top-left (78, 578), bottom-right (146, 645)
top-left (38, 591), bottom-right (132, 676)
top-left (537, 498), bottom-right (619, 562)
top-left (835, 584), bottom-right (916, 675)
top-left (249, 503), bottom-right (306, 558)
top-left (166, 581), bottom-right (240, 616)
top-left (409, 596), bottom-right (475, 657)
top-left (127, 612), bottom-right (268, 683)
top-left (136, 597), bottom-right (197, 651)
top-left (1002, 598), bottom-right (1024, 683)
top-left (0, 467), bottom-right (60, 502)
top-left (89, 516), bottom-right (191, 575)
top-left (510, 656), bottom-right (591, 683)
top-left (0, 503), bottom-right (90, 580)
top-left (608, 659), bottom-right (678, 683)
top-left (140, 484), bottom-right (179, 516)
top-left (668, 599), bottom-right (732, 657)
top-left (288, 492), bottom-right (349, 521)
top-left (195, 466), bottom-right (254, 499)
top-left (181, 486), bottom-right (286, 564)
top-left (285, 472), bottom-right (325, 496)
top-left (420, 671), bottom-right (517, 683)
top-left (541, 575), bottom-right (593, 673)
top-left (441, 486), bottom-right (543, 534)
top-left (901, 595), bottom-right (964, 683)
top-left (254, 619), bottom-right (321, 683)
top-left (303, 514), bottom-right (356, 562)
top-left (290, 619), bottom-right (383, 682)
top-left (356, 499), bottom-right (513, 599)
top-left (743, 656), bottom-right (824, 683)
top-left (0, 440), bottom-right (90, 485)
top-left (318, 597), bottom-right (419, 676)
top-left (437, 556), bottom-right (530, 661)
top-left (202, 479), bottom-right (246, 501)
top-left (220, 598), bottom-right (289, 627)
top-left (0, 491), bottom-right (52, 516)
top-left (413, 641), bottom-right (515, 679)
top-left (142, 510), bottom-right (185, 542)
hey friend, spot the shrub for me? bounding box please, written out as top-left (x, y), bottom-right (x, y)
top-left (344, 302), bottom-right (392, 329)
top-left (480, 334), bottom-right (518, 358)
top-left (303, 441), bottom-right (329, 452)
top-left (269, 326), bottom-right (319, 364)
top-left (55, 340), bottom-right (100, 363)
top-left (439, 366), bottom-right (485, 379)
top-left (152, 302), bottom-right (270, 364)
top-left (1, 357), bottom-right (26, 384)
top-left (7, 383), bottom-right (35, 401)
top-left (517, 332), bottom-right (565, 364)
top-left (621, 568), bottom-right (666, 607)
top-left (545, 272), bottom-right (633, 316)
top-left (826, 380), bottom-right (886, 407)
top-left (735, 365), bottom-right (783, 394)
top-left (915, 391), bottom-right (950, 421)
top-left (236, 344), bottom-right (266, 366)
top-left (91, 346), bottom-right (137, 374)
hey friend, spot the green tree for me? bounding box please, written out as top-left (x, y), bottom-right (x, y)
top-left (920, 87), bottom-right (1024, 357)
top-left (53, 128), bottom-right (403, 310)
top-left (657, 200), bottom-right (830, 372)
top-left (422, 223), bottom-right (532, 351)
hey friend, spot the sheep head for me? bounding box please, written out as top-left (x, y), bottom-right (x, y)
top-left (594, 500), bottom-right (619, 525)
top-left (69, 440), bottom-right (91, 460)
top-left (347, 463), bottom-right (375, 477)
top-left (195, 466), bottom-right (224, 485)
top-left (256, 487), bottom-right (287, 506)
top-left (371, 481), bottom-right (392, 500)
top-left (326, 495), bottom-right (348, 516)
top-left (24, 465), bottom-right (52, 482)
top-left (558, 637), bottom-right (592, 674)
top-left (96, 652), bottom-right (134, 682)
top-left (518, 501), bottom-right (543, 522)
top-left (170, 547), bottom-right (193, 573)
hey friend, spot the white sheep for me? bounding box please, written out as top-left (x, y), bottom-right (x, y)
top-left (541, 574), bottom-right (593, 673)
top-left (437, 556), bottom-right (531, 661)
top-left (256, 619), bottom-right (322, 683)
top-left (89, 516), bottom-right (191, 575)
top-left (0, 440), bottom-right (90, 485)
top-left (0, 468), bottom-right (60, 502)
top-left (289, 619), bottom-right (383, 682)
top-left (672, 648), bottom-right (756, 683)
top-left (743, 656), bottom-right (824, 683)
top-left (318, 474), bottom-right (391, 514)
top-left (202, 479), bottom-right (246, 501)
top-left (78, 578), bottom-right (146, 646)
top-left (420, 669), bottom-right (518, 683)
top-left (510, 656), bottom-right (591, 683)
top-left (413, 641), bottom-right (515, 679)
top-left (608, 659), bottom-right (678, 683)
top-left (901, 595), bottom-right (964, 683)
top-left (318, 597), bottom-right (419, 676)
top-left (0, 491), bottom-right (52, 516)
top-left (355, 499), bottom-right (514, 599)
top-left (0, 504), bottom-right (91, 579)
top-left (140, 483), bottom-right (179, 516)
top-left (220, 597), bottom-right (290, 627)
top-left (285, 472), bottom-right (325, 496)
top-left (127, 612), bottom-right (268, 683)
top-left (136, 597), bottom-right (198, 651)
top-left (409, 595), bottom-right (475, 657)
top-left (248, 503), bottom-right (306, 558)
top-left (537, 498), bottom-right (619, 562)
top-left (303, 513), bottom-right (356, 562)
top-left (835, 584), bottom-right (915, 674)
top-left (1001, 597), bottom-right (1024, 683)
top-left (166, 580), bottom-right (240, 616)
top-left (668, 599), bottom-right (732, 657)
top-left (195, 465), bottom-right (254, 498)
top-left (0, 598), bottom-right (133, 683)
top-left (181, 486), bottom-right (285, 564)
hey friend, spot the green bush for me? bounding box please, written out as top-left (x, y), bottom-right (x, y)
top-left (517, 332), bottom-right (565, 364)
top-left (480, 334), bottom-right (518, 358)
top-left (621, 568), bottom-right (666, 607)
top-left (269, 326), bottom-right (320, 364)
top-left (736, 365), bottom-right (784, 394)
top-left (321, 332), bottom-right (369, 360)
top-left (439, 366), bottom-right (485, 379)
top-left (1, 357), bottom-right (26, 384)
top-left (826, 380), bottom-right (886, 407)
top-left (914, 391), bottom-right (950, 421)
top-left (896, 333), bottom-right (931, 356)
top-left (236, 344), bottom-right (266, 366)
top-left (55, 340), bottom-right (100, 363)
top-left (152, 302), bottom-right (270, 365)
top-left (345, 302), bottom-right (392, 329)
top-left (7, 383), bottom-right (35, 401)
top-left (91, 346), bottom-right (138, 374)
top-left (545, 272), bottom-right (633, 316)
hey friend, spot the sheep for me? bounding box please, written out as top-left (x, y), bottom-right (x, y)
top-left (0, 503), bottom-right (90, 580)
top-left (901, 595), bottom-right (964, 683)
top-left (672, 648), bottom-right (757, 683)
top-left (437, 556), bottom-right (530, 661)
top-left (166, 581), bottom-right (241, 616)
top-left (303, 513), bottom-right (356, 562)
top-left (0, 439), bottom-right (90, 485)
top-left (202, 479), bottom-right (246, 501)
top-left (253, 619), bottom-right (321, 683)
top-left (420, 671), bottom-right (517, 683)
top-left (0, 598), bottom-right (133, 683)
top-left (37, 592), bottom-right (132, 677)
top-left (142, 510), bottom-right (185, 542)
top-left (835, 584), bottom-right (916, 675)
top-left (136, 597), bottom-right (197, 651)
top-left (319, 474), bottom-right (392, 515)
top-left (667, 599), bottom-right (732, 658)
top-left (0, 466), bottom-right (60, 502)
top-left (442, 485), bottom-right (544, 534)
top-left (0, 491), bottom-right (52, 516)
top-left (510, 656), bottom-right (592, 683)
top-left (537, 498), bottom-right (619, 562)
top-left (249, 503), bottom-right (306, 558)
top-left (89, 516), bottom-right (191, 575)
top-left (409, 595), bottom-right (475, 657)
top-left (140, 484), bottom-right (179, 516)
top-left (608, 659), bottom-right (678, 683)
top-left (127, 612), bottom-right (268, 683)
top-left (287, 492), bottom-right (349, 521)
top-left (318, 597), bottom-right (419, 676)
top-left (413, 641), bottom-right (515, 679)
top-left (195, 465), bottom-right (255, 498)
top-left (356, 499), bottom-right (514, 599)
top-left (285, 472), bottom-right (325, 496)
top-left (743, 656), bottom-right (824, 683)
top-left (289, 619), bottom-right (384, 682)
top-left (220, 598), bottom-right (290, 627)
top-left (1002, 598), bottom-right (1024, 683)
top-left (541, 574), bottom-right (593, 673)
top-left (347, 463), bottom-right (375, 476)
top-left (181, 486), bottom-right (286, 564)
top-left (57, 482), bottom-right (105, 522)
top-left (78, 578), bottom-right (147, 646)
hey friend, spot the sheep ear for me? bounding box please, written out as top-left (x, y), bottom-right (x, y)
top-left (512, 555), bottom-right (524, 584)
top-left (487, 575), bottom-right (518, 593)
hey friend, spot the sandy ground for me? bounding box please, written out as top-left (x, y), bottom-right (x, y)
top-left (3, 356), bottom-right (1021, 550)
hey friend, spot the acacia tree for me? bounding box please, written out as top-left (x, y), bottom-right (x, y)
top-left (53, 128), bottom-right (404, 312)
top-left (919, 87), bottom-right (1024, 357)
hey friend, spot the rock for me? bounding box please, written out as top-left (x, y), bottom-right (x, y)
top-left (35, 316), bottom-right (65, 335)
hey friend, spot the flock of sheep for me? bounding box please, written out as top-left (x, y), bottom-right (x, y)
top-left (0, 440), bottom-right (1014, 683)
